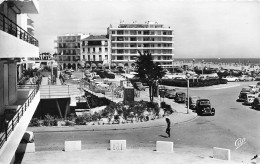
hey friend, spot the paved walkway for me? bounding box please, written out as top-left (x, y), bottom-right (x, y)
top-left (21, 148), bottom-right (245, 164)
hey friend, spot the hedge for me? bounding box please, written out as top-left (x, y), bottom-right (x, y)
top-left (160, 79), bottom-right (227, 87)
top-left (129, 78), bottom-right (227, 88)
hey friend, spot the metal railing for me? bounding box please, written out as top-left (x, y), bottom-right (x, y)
top-left (0, 13), bottom-right (39, 47)
top-left (0, 84), bottom-right (39, 149)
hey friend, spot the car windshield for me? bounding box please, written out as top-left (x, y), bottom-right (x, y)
top-left (200, 101), bottom-right (210, 105)
top-left (241, 88), bottom-right (250, 92)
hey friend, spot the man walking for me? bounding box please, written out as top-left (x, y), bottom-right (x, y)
top-left (165, 117), bottom-right (171, 138)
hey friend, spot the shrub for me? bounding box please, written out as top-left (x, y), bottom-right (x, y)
top-left (29, 118), bottom-right (41, 127)
top-left (91, 112), bottom-right (101, 121)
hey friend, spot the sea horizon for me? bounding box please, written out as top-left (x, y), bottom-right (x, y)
top-left (173, 58), bottom-right (260, 65)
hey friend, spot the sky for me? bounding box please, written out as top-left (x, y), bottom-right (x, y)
top-left (31, 0), bottom-right (260, 58)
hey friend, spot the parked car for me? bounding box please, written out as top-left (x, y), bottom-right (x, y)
top-left (223, 76), bottom-right (239, 82)
top-left (239, 75), bottom-right (254, 81)
top-left (248, 85), bottom-right (259, 94)
top-left (256, 82), bottom-right (260, 89)
top-left (243, 94), bottom-right (256, 105)
top-left (195, 99), bottom-right (215, 116)
top-left (251, 97), bottom-right (260, 110)
top-left (175, 92), bottom-right (186, 103)
top-left (186, 96), bottom-right (200, 110)
top-left (238, 87), bottom-right (253, 102)
top-left (135, 82), bottom-right (146, 91)
top-left (165, 88), bottom-right (179, 99)
top-left (254, 76), bottom-right (260, 81)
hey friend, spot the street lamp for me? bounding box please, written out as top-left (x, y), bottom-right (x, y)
top-left (186, 73), bottom-right (190, 114)
top-left (202, 60), bottom-right (204, 75)
top-left (192, 59), bottom-right (195, 82)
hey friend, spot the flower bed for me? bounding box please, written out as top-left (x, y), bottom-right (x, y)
top-left (28, 101), bottom-right (174, 127)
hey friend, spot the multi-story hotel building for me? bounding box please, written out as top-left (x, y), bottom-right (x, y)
top-left (55, 33), bottom-right (88, 70)
top-left (0, 0), bottom-right (40, 163)
top-left (107, 21), bottom-right (174, 68)
top-left (81, 35), bottom-right (109, 67)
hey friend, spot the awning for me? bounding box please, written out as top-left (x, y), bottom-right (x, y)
top-left (117, 63), bottom-right (124, 68)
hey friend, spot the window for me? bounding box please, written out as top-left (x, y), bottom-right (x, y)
top-left (138, 31), bottom-right (142, 34)
top-left (99, 55), bottom-right (102, 61)
top-left (88, 48), bottom-right (90, 53)
top-left (105, 48), bottom-right (108, 52)
top-left (93, 48), bottom-right (95, 53)
top-left (105, 55), bottom-right (108, 60)
top-left (117, 56), bottom-right (123, 60)
top-left (130, 37), bottom-right (137, 41)
top-left (117, 49), bottom-right (124, 54)
top-left (112, 31), bottom-right (115, 34)
top-left (83, 48), bottom-right (85, 53)
top-left (99, 48), bottom-right (102, 52)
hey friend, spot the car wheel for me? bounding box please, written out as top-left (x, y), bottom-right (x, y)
top-left (211, 108), bottom-right (215, 116)
top-left (235, 79), bottom-right (238, 82)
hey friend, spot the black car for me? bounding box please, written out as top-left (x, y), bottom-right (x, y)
top-left (175, 92), bottom-right (186, 103)
top-left (252, 97), bottom-right (260, 110)
top-left (195, 99), bottom-right (215, 116)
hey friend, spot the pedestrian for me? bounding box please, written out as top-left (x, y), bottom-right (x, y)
top-left (165, 117), bottom-right (171, 138)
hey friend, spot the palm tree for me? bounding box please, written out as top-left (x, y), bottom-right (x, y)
top-left (135, 51), bottom-right (166, 101)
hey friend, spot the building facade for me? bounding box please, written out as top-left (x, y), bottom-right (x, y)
top-left (81, 35), bottom-right (109, 67)
top-left (107, 21), bottom-right (174, 68)
top-left (0, 0), bottom-right (40, 163)
top-left (55, 33), bottom-right (88, 70)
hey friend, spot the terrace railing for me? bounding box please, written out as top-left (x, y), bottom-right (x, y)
top-left (0, 84), bottom-right (39, 149)
top-left (0, 13), bottom-right (39, 47)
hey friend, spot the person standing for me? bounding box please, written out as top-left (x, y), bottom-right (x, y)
top-left (166, 117), bottom-right (171, 138)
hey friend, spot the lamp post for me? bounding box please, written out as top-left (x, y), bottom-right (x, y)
top-left (202, 60), bottom-right (204, 75)
top-left (186, 73), bottom-right (190, 114)
top-left (192, 59), bottom-right (195, 82)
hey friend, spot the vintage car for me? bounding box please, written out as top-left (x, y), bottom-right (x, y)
top-left (186, 96), bottom-right (200, 110)
top-left (237, 87), bottom-right (253, 102)
top-left (243, 94), bottom-right (256, 105)
top-left (239, 75), bottom-right (254, 81)
top-left (252, 97), bottom-right (260, 110)
top-left (135, 82), bottom-right (146, 91)
top-left (223, 76), bottom-right (239, 82)
top-left (175, 92), bottom-right (186, 103)
top-left (248, 85), bottom-right (259, 94)
top-left (256, 82), bottom-right (260, 89)
top-left (165, 88), bottom-right (179, 99)
top-left (195, 99), bottom-right (215, 116)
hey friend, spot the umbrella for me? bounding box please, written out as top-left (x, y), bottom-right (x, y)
top-left (103, 63), bottom-right (109, 68)
top-left (91, 63), bottom-right (97, 67)
top-left (117, 63), bottom-right (124, 68)
top-left (97, 63), bottom-right (103, 68)
top-left (111, 63), bottom-right (117, 68)
top-left (85, 63), bottom-right (90, 68)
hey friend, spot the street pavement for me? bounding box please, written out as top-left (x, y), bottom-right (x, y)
top-left (20, 73), bottom-right (260, 164)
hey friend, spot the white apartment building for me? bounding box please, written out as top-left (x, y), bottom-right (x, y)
top-left (0, 0), bottom-right (40, 163)
top-left (81, 35), bottom-right (109, 67)
top-left (55, 33), bottom-right (88, 70)
top-left (107, 21), bottom-right (174, 68)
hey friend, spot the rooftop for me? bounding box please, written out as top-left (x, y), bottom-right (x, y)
top-left (82, 35), bottom-right (108, 41)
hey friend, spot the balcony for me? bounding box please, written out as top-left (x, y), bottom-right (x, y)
top-left (0, 13), bottom-right (39, 58)
top-left (10, 0), bottom-right (39, 14)
top-left (0, 85), bottom-right (40, 164)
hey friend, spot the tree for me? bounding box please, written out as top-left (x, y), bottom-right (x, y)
top-left (135, 51), bottom-right (166, 101)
